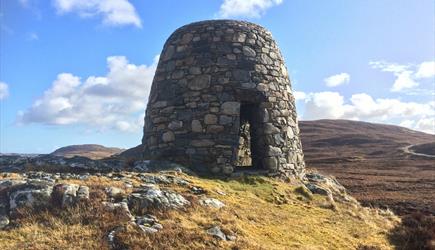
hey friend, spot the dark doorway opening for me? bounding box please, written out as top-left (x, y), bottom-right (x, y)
top-left (235, 103), bottom-right (262, 170)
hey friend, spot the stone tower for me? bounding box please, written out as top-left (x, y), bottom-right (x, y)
top-left (142, 20), bottom-right (305, 178)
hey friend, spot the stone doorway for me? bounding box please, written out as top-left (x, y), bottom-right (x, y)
top-left (235, 103), bottom-right (263, 169)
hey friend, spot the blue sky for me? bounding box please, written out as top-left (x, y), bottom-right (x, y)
top-left (1, 0), bottom-right (434, 153)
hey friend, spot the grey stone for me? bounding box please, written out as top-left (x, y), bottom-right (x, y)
top-left (221, 102), bottom-right (240, 115)
top-left (52, 183), bottom-right (89, 207)
top-left (207, 226), bottom-right (227, 240)
top-left (180, 33), bottom-right (193, 44)
top-left (199, 198), bottom-right (225, 208)
top-left (232, 69), bottom-right (250, 81)
top-left (9, 180), bottom-right (53, 212)
top-left (191, 139), bottom-right (215, 147)
top-left (263, 157), bottom-right (278, 170)
top-left (219, 115), bottom-right (233, 125)
top-left (105, 187), bottom-right (125, 199)
top-left (233, 33), bottom-right (246, 43)
top-left (207, 125), bottom-right (224, 133)
top-left (189, 67), bottom-right (201, 75)
top-left (168, 120), bottom-right (183, 130)
top-left (204, 114), bottom-right (218, 125)
top-left (305, 183), bottom-right (330, 196)
top-left (162, 45), bottom-right (175, 61)
top-left (162, 131), bottom-right (175, 142)
top-left (128, 186), bottom-right (190, 214)
top-left (191, 120), bottom-right (203, 132)
top-left (102, 202), bottom-right (134, 221)
top-left (188, 75), bottom-right (210, 90)
top-left (0, 215), bottom-right (9, 229)
top-left (264, 123), bottom-right (280, 134)
top-left (242, 46), bottom-right (256, 57)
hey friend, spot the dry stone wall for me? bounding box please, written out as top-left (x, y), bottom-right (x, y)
top-left (142, 20), bottom-right (305, 178)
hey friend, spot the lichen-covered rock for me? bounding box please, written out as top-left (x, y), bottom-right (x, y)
top-left (52, 183), bottom-right (89, 207)
top-left (206, 225), bottom-right (227, 241)
top-left (102, 202), bottom-right (134, 221)
top-left (135, 214), bottom-right (163, 234)
top-left (304, 172), bottom-right (358, 204)
top-left (128, 185), bottom-right (190, 214)
top-left (199, 197), bottom-right (225, 208)
top-left (0, 215), bottom-right (9, 229)
top-left (105, 187), bottom-right (126, 200)
top-left (8, 180), bottom-right (53, 213)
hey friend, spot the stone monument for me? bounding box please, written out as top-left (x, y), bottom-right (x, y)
top-left (142, 20), bottom-right (305, 178)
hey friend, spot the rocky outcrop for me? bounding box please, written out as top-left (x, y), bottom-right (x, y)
top-left (128, 185), bottom-right (190, 214)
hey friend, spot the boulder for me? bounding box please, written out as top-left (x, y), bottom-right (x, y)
top-left (9, 180), bottom-right (53, 213)
top-left (52, 183), bottom-right (89, 207)
top-left (128, 185), bottom-right (190, 214)
top-left (102, 202), bottom-right (133, 221)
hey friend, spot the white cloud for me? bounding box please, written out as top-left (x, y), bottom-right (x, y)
top-left (293, 91), bottom-right (307, 101)
top-left (19, 0), bottom-right (30, 7)
top-left (415, 61), bottom-right (435, 79)
top-left (297, 91), bottom-right (434, 134)
top-left (53, 0), bottom-right (142, 28)
top-left (17, 55), bottom-right (158, 132)
top-left (370, 60), bottom-right (435, 92)
top-left (302, 92), bottom-right (351, 120)
top-left (217, 0), bottom-right (283, 18)
top-left (27, 32), bottom-right (39, 41)
top-left (399, 119), bottom-right (415, 129)
top-left (324, 73), bottom-right (350, 87)
top-left (0, 81), bottom-right (9, 100)
top-left (415, 118), bottom-right (435, 134)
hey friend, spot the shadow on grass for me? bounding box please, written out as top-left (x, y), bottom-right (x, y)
top-left (388, 212), bottom-right (435, 250)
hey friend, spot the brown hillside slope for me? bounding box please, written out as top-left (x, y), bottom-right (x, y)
top-left (300, 119), bottom-right (435, 215)
top-left (51, 144), bottom-right (124, 160)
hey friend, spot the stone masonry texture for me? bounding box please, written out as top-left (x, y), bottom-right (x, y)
top-left (142, 20), bottom-right (305, 178)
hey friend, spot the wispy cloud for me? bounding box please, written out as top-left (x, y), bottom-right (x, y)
top-left (324, 73), bottom-right (350, 87)
top-left (26, 32), bottom-right (39, 41)
top-left (370, 60), bottom-right (434, 92)
top-left (217, 0), bottom-right (283, 18)
top-left (0, 82), bottom-right (9, 100)
top-left (17, 55), bottom-right (159, 132)
top-left (53, 0), bottom-right (142, 28)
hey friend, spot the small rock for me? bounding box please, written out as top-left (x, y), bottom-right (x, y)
top-left (52, 183), bottom-right (89, 207)
top-left (207, 226), bottom-right (226, 240)
top-left (102, 202), bottom-right (134, 221)
top-left (199, 198), bottom-right (225, 209)
top-left (226, 235), bottom-right (237, 241)
top-left (105, 187), bottom-right (125, 199)
top-left (305, 183), bottom-right (330, 196)
top-left (221, 102), bottom-right (240, 115)
top-left (0, 215), bottom-right (9, 229)
top-left (162, 131), bottom-right (175, 142)
top-left (139, 225), bottom-right (158, 234)
top-left (190, 186), bottom-right (206, 195)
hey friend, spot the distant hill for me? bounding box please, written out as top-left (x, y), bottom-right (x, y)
top-left (299, 119), bottom-right (435, 215)
top-left (51, 144), bottom-right (124, 160)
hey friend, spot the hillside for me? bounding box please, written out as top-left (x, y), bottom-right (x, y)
top-left (51, 144), bottom-right (124, 160)
top-left (300, 119), bottom-right (435, 215)
top-left (0, 171), bottom-right (399, 249)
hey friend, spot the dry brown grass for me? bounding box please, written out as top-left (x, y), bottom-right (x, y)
top-left (0, 173), bottom-right (399, 249)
